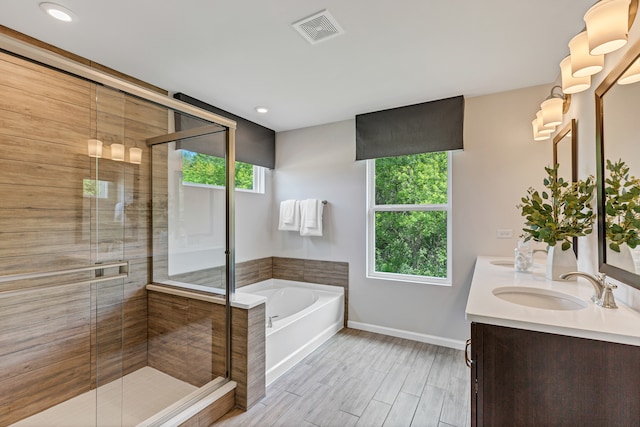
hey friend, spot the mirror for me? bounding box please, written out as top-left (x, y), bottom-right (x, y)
top-left (596, 39), bottom-right (640, 289)
top-left (553, 119), bottom-right (578, 256)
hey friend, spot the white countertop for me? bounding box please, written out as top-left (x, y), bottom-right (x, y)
top-left (466, 256), bottom-right (640, 346)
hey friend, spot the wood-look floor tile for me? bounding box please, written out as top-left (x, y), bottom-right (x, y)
top-left (426, 347), bottom-right (456, 389)
top-left (372, 362), bottom-right (411, 405)
top-left (439, 376), bottom-right (469, 427)
top-left (340, 368), bottom-right (387, 416)
top-left (401, 343), bottom-right (437, 397)
top-left (271, 381), bottom-right (329, 427)
top-left (383, 391), bottom-right (420, 427)
top-left (245, 392), bottom-right (300, 427)
top-left (355, 400), bottom-right (392, 427)
top-left (411, 385), bottom-right (445, 427)
top-left (305, 376), bottom-right (360, 426)
top-left (213, 329), bottom-right (469, 427)
top-left (321, 409), bottom-right (359, 427)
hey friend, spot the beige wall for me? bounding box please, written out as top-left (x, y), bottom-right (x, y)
top-left (272, 16), bottom-right (640, 343)
top-left (273, 83), bottom-right (555, 346)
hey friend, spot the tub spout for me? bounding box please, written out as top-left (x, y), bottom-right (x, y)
top-left (267, 315), bottom-right (279, 328)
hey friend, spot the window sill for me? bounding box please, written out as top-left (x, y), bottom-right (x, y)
top-left (367, 272), bottom-right (452, 287)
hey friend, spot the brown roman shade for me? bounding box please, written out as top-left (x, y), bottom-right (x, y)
top-left (355, 95), bottom-right (464, 160)
top-left (173, 92), bottom-right (276, 169)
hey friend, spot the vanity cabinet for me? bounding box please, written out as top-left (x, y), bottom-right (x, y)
top-left (470, 322), bottom-right (640, 426)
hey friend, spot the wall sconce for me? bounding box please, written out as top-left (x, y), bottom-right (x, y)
top-left (536, 111), bottom-right (554, 134)
top-left (532, 119), bottom-right (551, 141)
top-left (531, 86), bottom-right (570, 141)
top-left (110, 143), bottom-right (125, 162)
top-left (568, 31), bottom-right (604, 77)
top-left (129, 147), bottom-right (142, 164)
top-left (584, 0), bottom-right (633, 55)
top-left (539, 86), bottom-right (570, 128)
top-left (87, 139), bottom-right (103, 158)
top-left (560, 56), bottom-right (591, 94)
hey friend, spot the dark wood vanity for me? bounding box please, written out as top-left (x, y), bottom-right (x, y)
top-left (470, 322), bottom-right (640, 426)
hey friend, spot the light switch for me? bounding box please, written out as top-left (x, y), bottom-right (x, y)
top-left (496, 229), bottom-right (513, 239)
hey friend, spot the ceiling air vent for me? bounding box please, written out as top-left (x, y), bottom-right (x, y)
top-left (292, 9), bottom-right (344, 45)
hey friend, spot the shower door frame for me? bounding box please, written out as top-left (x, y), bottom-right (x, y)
top-left (0, 30), bottom-right (237, 412)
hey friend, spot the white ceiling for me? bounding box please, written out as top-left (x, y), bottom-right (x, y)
top-left (1, 0), bottom-right (596, 132)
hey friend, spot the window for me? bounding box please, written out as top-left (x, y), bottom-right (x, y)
top-left (181, 150), bottom-right (264, 193)
top-left (367, 151), bottom-right (452, 285)
top-left (83, 179), bottom-right (109, 199)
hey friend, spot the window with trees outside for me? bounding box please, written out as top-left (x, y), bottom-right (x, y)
top-left (367, 151), bottom-right (451, 285)
top-left (181, 150), bottom-right (264, 193)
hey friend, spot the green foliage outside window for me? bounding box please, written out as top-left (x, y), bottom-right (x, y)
top-left (182, 151), bottom-right (254, 190)
top-left (373, 152), bottom-right (449, 279)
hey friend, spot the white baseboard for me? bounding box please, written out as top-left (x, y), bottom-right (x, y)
top-left (348, 321), bottom-right (466, 350)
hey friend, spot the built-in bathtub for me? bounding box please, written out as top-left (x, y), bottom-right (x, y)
top-left (238, 279), bottom-right (344, 385)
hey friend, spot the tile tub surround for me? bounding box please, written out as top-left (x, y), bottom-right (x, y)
top-left (466, 256), bottom-right (640, 346)
top-left (160, 257), bottom-right (349, 327)
top-left (147, 288), bottom-right (266, 410)
top-left (272, 257), bottom-right (349, 328)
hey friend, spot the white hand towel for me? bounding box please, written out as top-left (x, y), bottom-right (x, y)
top-left (300, 199), bottom-right (324, 236)
top-left (278, 200), bottom-right (300, 231)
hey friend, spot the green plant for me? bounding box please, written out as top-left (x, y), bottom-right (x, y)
top-left (518, 164), bottom-right (595, 251)
top-left (604, 159), bottom-right (640, 252)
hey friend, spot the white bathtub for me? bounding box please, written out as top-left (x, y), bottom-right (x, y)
top-left (237, 279), bottom-right (344, 385)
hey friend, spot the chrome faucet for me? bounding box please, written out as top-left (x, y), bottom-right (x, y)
top-left (559, 271), bottom-right (618, 309)
top-left (267, 315), bottom-right (279, 328)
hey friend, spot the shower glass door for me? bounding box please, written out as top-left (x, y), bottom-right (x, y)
top-left (92, 84), bottom-right (126, 426)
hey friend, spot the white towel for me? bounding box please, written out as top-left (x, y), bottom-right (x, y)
top-left (300, 199), bottom-right (324, 236)
top-left (278, 200), bottom-right (300, 231)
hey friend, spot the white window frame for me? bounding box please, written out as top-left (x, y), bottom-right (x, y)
top-left (366, 151), bottom-right (452, 286)
top-left (181, 154), bottom-right (266, 194)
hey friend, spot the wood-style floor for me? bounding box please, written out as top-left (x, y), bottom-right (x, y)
top-left (215, 328), bottom-right (471, 427)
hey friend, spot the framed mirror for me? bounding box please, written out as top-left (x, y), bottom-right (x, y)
top-left (595, 39), bottom-right (640, 289)
top-left (553, 119), bottom-right (578, 256)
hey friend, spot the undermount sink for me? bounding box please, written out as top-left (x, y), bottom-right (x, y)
top-left (492, 286), bottom-right (588, 311)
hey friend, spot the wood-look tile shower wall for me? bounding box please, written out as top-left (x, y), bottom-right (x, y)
top-left (0, 51), bottom-right (163, 425)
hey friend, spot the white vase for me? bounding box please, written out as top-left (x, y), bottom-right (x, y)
top-left (606, 243), bottom-right (637, 273)
top-left (547, 245), bottom-right (578, 281)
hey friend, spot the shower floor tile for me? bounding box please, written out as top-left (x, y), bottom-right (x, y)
top-left (11, 367), bottom-right (198, 427)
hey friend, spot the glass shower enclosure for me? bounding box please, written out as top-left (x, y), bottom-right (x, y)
top-left (0, 33), bottom-right (236, 426)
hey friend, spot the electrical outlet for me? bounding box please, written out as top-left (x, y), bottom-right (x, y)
top-left (496, 228), bottom-right (513, 239)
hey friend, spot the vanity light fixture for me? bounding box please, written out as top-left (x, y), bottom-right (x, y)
top-left (584, 0), bottom-right (633, 55)
top-left (87, 139), bottom-right (103, 158)
top-left (129, 147), bottom-right (142, 164)
top-left (618, 57), bottom-right (640, 84)
top-left (39, 2), bottom-right (76, 22)
top-left (536, 110), bottom-right (554, 134)
top-left (110, 143), bottom-right (125, 162)
top-left (540, 86), bottom-right (569, 128)
top-left (560, 56), bottom-right (591, 94)
top-left (532, 119), bottom-right (551, 141)
top-left (568, 31), bottom-right (604, 77)
top-left (255, 106), bottom-right (269, 114)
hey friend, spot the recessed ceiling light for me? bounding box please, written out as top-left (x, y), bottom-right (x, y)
top-left (255, 106), bottom-right (269, 114)
top-left (39, 2), bottom-right (76, 22)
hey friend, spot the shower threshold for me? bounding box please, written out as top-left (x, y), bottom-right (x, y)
top-left (11, 367), bottom-right (199, 427)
